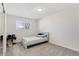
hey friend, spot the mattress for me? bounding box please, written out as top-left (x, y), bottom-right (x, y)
top-left (21, 36), bottom-right (48, 48)
top-left (23, 36), bottom-right (47, 41)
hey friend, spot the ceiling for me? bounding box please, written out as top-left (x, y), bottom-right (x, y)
top-left (0, 3), bottom-right (79, 19)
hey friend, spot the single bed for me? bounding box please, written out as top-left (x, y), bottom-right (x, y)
top-left (21, 32), bottom-right (49, 48)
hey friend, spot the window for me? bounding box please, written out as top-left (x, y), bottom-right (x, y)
top-left (16, 20), bottom-right (30, 30)
top-left (16, 20), bottom-right (25, 30)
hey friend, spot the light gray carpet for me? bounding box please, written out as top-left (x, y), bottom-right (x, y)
top-left (6, 43), bottom-right (79, 56)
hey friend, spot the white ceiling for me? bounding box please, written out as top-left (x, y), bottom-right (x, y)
top-left (1, 3), bottom-right (79, 19)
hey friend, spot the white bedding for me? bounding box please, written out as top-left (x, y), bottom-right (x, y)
top-left (21, 36), bottom-right (48, 48)
top-left (23, 36), bottom-right (47, 41)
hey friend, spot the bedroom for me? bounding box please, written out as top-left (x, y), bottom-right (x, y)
top-left (0, 3), bottom-right (79, 56)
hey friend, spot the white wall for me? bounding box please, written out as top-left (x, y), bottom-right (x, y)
top-left (0, 13), bottom-right (4, 35)
top-left (0, 4), bottom-right (3, 14)
top-left (7, 15), bottom-right (38, 42)
top-left (38, 8), bottom-right (79, 52)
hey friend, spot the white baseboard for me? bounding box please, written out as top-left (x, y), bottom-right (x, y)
top-left (49, 40), bottom-right (79, 52)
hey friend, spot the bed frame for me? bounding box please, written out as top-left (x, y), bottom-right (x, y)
top-left (27, 41), bottom-right (48, 48)
top-left (21, 32), bottom-right (49, 48)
